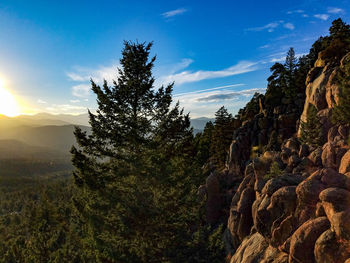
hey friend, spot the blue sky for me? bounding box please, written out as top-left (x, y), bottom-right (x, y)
top-left (0, 0), bottom-right (349, 117)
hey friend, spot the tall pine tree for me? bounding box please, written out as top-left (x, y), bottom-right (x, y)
top-left (71, 41), bottom-right (201, 262)
top-left (210, 106), bottom-right (234, 170)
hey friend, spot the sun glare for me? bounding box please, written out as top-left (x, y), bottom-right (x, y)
top-left (0, 79), bottom-right (20, 117)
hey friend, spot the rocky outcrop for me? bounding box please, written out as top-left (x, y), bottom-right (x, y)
top-left (220, 52), bottom-right (350, 263)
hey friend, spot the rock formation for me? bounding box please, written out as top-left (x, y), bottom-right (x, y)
top-left (204, 52), bottom-right (350, 262)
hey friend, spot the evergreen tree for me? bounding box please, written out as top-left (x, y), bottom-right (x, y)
top-left (71, 41), bottom-right (201, 262)
top-left (265, 62), bottom-right (286, 109)
top-left (332, 56), bottom-right (350, 125)
top-left (329, 18), bottom-right (350, 39)
top-left (320, 19), bottom-right (350, 62)
top-left (300, 104), bottom-right (323, 147)
top-left (195, 121), bottom-right (214, 169)
top-left (284, 47), bottom-right (297, 98)
top-left (210, 106), bottom-right (234, 169)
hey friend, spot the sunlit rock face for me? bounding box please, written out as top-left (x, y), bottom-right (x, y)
top-left (215, 52), bottom-right (350, 263)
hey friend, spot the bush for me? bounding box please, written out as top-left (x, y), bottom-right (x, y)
top-left (264, 161), bottom-right (283, 180)
top-left (300, 104), bottom-right (323, 147)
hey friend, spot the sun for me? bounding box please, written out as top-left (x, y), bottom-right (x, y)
top-left (0, 79), bottom-right (20, 117)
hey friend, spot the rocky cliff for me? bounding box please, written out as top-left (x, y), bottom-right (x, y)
top-left (205, 52), bottom-right (350, 263)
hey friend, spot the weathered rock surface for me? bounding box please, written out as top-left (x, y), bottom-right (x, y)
top-left (230, 233), bottom-right (288, 263)
top-left (289, 217), bottom-right (330, 263)
top-left (340, 149), bottom-right (350, 174)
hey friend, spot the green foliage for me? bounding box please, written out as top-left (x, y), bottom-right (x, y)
top-left (300, 104), bottom-right (323, 147)
top-left (329, 18), bottom-right (350, 39)
top-left (265, 63), bottom-right (285, 108)
top-left (0, 175), bottom-right (89, 263)
top-left (184, 224), bottom-right (226, 263)
top-left (320, 19), bottom-right (350, 63)
top-left (209, 106), bottom-right (234, 170)
top-left (263, 161), bottom-right (283, 180)
top-left (332, 55), bottom-right (350, 125)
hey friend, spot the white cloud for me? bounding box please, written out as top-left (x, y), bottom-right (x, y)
top-left (170, 58), bottom-right (194, 73)
top-left (196, 88), bottom-right (266, 102)
top-left (259, 44), bottom-right (270, 49)
top-left (269, 53), bottom-right (307, 63)
top-left (284, 23), bottom-right (295, 30)
top-left (327, 7), bottom-right (344, 14)
top-left (70, 99), bottom-right (80, 103)
top-left (287, 9), bottom-right (304, 14)
top-left (247, 22), bottom-right (279, 32)
top-left (174, 84), bottom-right (245, 97)
top-left (247, 21), bottom-right (296, 32)
top-left (158, 61), bottom-right (258, 85)
top-left (37, 99), bottom-right (47, 104)
top-left (162, 8), bottom-right (187, 18)
top-left (314, 14), bottom-right (330, 21)
top-left (67, 63), bottom-right (119, 84)
top-left (72, 84), bottom-right (91, 98)
top-left (173, 86), bottom-right (266, 118)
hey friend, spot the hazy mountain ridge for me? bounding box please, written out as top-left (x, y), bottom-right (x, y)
top-left (0, 114), bottom-right (211, 157)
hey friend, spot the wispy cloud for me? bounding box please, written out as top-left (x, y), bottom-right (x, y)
top-left (196, 88), bottom-right (266, 102)
top-left (269, 52), bottom-right (307, 63)
top-left (70, 99), bottom-right (80, 103)
top-left (72, 84), bottom-right (91, 98)
top-left (174, 84), bottom-right (246, 97)
top-left (67, 63), bottom-right (119, 84)
top-left (314, 14), bottom-right (330, 21)
top-left (170, 58), bottom-right (194, 73)
top-left (259, 44), bottom-right (270, 49)
top-left (158, 61), bottom-right (258, 85)
top-left (247, 21), bottom-right (295, 32)
top-left (37, 99), bottom-right (47, 104)
top-left (247, 22), bottom-right (279, 32)
top-left (287, 9), bottom-right (304, 15)
top-left (68, 63), bottom-right (119, 98)
top-left (162, 8), bottom-right (187, 18)
top-left (173, 86), bottom-right (266, 117)
top-left (284, 23), bottom-right (295, 30)
top-left (327, 7), bottom-right (344, 14)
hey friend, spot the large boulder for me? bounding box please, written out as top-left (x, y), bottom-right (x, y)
top-left (289, 217), bottom-right (330, 263)
top-left (320, 187), bottom-right (350, 240)
top-left (339, 150), bottom-right (350, 174)
top-left (322, 142), bottom-right (347, 170)
top-left (230, 233), bottom-right (288, 263)
top-left (314, 229), bottom-right (348, 263)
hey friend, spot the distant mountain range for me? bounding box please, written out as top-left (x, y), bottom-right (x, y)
top-left (0, 113), bottom-right (213, 160)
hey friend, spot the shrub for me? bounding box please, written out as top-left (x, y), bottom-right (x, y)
top-left (264, 161), bottom-right (283, 180)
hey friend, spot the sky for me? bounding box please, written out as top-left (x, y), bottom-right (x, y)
top-left (0, 0), bottom-right (349, 118)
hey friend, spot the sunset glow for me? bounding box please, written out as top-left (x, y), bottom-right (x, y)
top-left (0, 80), bottom-right (20, 117)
